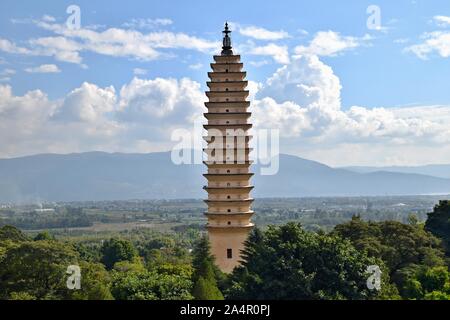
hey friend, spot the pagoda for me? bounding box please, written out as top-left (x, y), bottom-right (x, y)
top-left (203, 23), bottom-right (255, 273)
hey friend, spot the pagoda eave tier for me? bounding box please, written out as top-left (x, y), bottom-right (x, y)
top-left (205, 213), bottom-right (255, 219)
top-left (204, 186), bottom-right (254, 192)
top-left (207, 81), bottom-right (248, 86)
top-left (203, 161), bottom-right (253, 166)
top-left (203, 124), bottom-right (252, 130)
top-left (203, 135), bottom-right (253, 147)
top-left (204, 199), bottom-right (254, 205)
top-left (213, 54), bottom-right (241, 60)
top-left (206, 224), bottom-right (255, 230)
top-left (203, 148), bottom-right (253, 152)
top-left (208, 71), bottom-right (246, 79)
top-left (210, 62), bottom-right (243, 68)
top-left (205, 101), bottom-right (250, 108)
top-left (203, 174), bottom-right (254, 181)
top-left (205, 91), bottom-right (249, 99)
top-left (204, 113), bottom-right (251, 119)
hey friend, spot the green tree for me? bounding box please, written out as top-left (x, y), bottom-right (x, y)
top-left (113, 257), bottom-right (146, 273)
top-left (333, 216), bottom-right (446, 290)
top-left (425, 200), bottom-right (450, 255)
top-left (101, 238), bottom-right (138, 270)
top-left (403, 266), bottom-right (450, 300)
top-left (34, 231), bottom-right (54, 241)
top-left (418, 266), bottom-right (449, 293)
top-left (110, 270), bottom-right (192, 300)
top-left (227, 223), bottom-right (393, 300)
top-left (70, 261), bottom-right (114, 300)
top-left (0, 240), bottom-right (79, 299)
top-left (0, 225), bottom-right (28, 242)
top-left (191, 236), bottom-right (224, 300)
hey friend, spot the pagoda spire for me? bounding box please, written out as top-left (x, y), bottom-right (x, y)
top-left (221, 22), bottom-right (233, 55)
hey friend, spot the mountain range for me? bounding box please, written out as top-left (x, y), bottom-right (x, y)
top-left (342, 164), bottom-right (450, 179)
top-left (1, 152), bottom-right (450, 203)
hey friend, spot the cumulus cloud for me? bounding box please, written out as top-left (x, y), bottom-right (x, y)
top-left (406, 31), bottom-right (450, 59)
top-left (294, 31), bottom-right (371, 57)
top-left (122, 18), bottom-right (173, 30)
top-left (188, 63), bottom-right (203, 70)
top-left (1, 18), bottom-right (219, 66)
top-left (433, 15), bottom-right (450, 27)
top-left (0, 38), bottom-right (33, 55)
top-left (32, 19), bottom-right (218, 63)
top-left (0, 75), bottom-right (205, 158)
top-left (252, 54), bottom-right (450, 165)
top-left (238, 25), bottom-right (290, 40)
top-left (249, 43), bottom-right (290, 64)
top-left (25, 64), bottom-right (61, 73)
top-left (133, 68), bottom-right (147, 75)
top-left (258, 55), bottom-right (341, 110)
top-left (118, 77), bottom-right (204, 126)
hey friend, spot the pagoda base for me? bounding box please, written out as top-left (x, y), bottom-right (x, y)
top-left (208, 225), bottom-right (254, 273)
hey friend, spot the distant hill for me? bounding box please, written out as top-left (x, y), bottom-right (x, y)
top-left (343, 164), bottom-right (450, 179)
top-left (1, 152), bottom-right (450, 203)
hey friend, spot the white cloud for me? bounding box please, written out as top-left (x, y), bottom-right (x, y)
top-left (433, 15), bottom-right (450, 27)
top-left (0, 68), bottom-right (15, 82)
top-left (249, 43), bottom-right (290, 64)
top-left (406, 31), bottom-right (450, 59)
top-left (294, 31), bottom-right (371, 57)
top-left (118, 77), bottom-right (203, 124)
top-left (52, 82), bottom-right (117, 123)
top-left (25, 64), bottom-right (61, 73)
top-left (249, 60), bottom-right (269, 67)
top-left (0, 75), bottom-right (205, 158)
top-left (188, 63), bottom-right (203, 70)
top-left (258, 55), bottom-right (341, 111)
top-left (0, 18), bottom-right (219, 66)
top-left (394, 38), bottom-right (409, 44)
top-left (252, 54), bottom-right (450, 165)
top-left (123, 18), bottom-right (173, 29)
top-left (0, 38), bottom-right (33, 55)
top-left (42, 15), bottom-right (56, 23)
top-left (33, 20), bottom-right (218, 62)
top-left (238, 25), bottom-right (289, 40)
top-left (133, 68), bottom-right (147, 75)
top-left (0, 68), bottom-right (16, 76)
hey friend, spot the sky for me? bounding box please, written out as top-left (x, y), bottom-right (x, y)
top-left (0, 0), bottom-right (450, 166)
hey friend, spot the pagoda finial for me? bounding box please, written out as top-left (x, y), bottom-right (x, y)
top-left (221, 22), bottom-right (233, 55)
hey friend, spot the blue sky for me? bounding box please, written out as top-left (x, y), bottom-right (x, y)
top-left (1, 0), bottom-right (450, 166)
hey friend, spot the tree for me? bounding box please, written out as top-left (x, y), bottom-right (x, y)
top-left (425, 200), bottom-right (450, 255)
top-left (113, 257), bottom-right (146, 273)
top-left (69, 261), bottom-right (114, 300)
top-left (227, 223), bottom-right (394, 300)
top-left (101, 238), bottom-right (138, 270)
top-left (191, 236), bottom-right (224, 300)
top-left (403, 266), bottom-right (450, 300)
top-left (0, 240), bottom-right (79, 299)
top-left (192, 276), bottom-right (223, 300)
top-left (34, 231), bottom-right (54, 241)
top-left (333, 216), bottom-right (446, 289)
top-left (110, 270), bottom-right (193, 300)
top-left (0, 225), bottom-right (28, 242)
